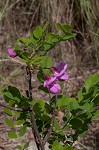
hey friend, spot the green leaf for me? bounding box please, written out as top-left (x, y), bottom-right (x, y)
top-left (30, 34), bottom-right (38, 45)
top-left (85, 73), bottom-right (99, 92)
top-left (33, 99), bottom-right (46, 119)
top-left (15, 45), bottom-right (31, 59)
top-left (38, 85), bottom-right (49, 93)
top-left (15, 119), bottom-right (25, 125)
top-left (56, 23), bottom-right (66, 33)
top-left (63, 24), bottom-right (72, 33)
top-left (38, 99), bottom-right (45, 110)
top-left (52, 140), bottom-right (63, 150)
top-left (31, 56), bottom-right (42, 65)
top-left (19, 125), bottom-right (27, 137)
top-left (60, 33), bottom-right (76, 41)
top-left (80, 103), bottom-right (91, 111)
top-left (93, 110), bottom-right (99, 120)
top-left (33, 26), bottom-right (43, 39)
top-left (40, 56), bottom-right (52, 68)
top-left (92, 94), bottom-right (99, 105)
top-left (77, 89), bottom-right (84, 101)
top-left (19, 37), bottom-right (31, 46)
top-left (42, 22), bottom-right (49, 32)
top-left (70, 118), bottom-right (83, 129)
top-left (54, 118), bottom-right (60, 132)
top-left (23, 141), bottom-right (29, 149)
top-left (67, 98), bottom-right (79, 111)
top-left (4, 108), bottom-right (13, 116)
top-left (43, 43), bottom-right (51, 51)
top-left (63, 146), bottom-right (73, 150)
top-left (2, 86), bottom-right (21, 102)
top-left (57, 96), bottom-right (79, 110)
top-left (56, 23), bottom-right (73, 34)
top-left (8, 131), bottom-right (17, 138)
top-left (5, 118), bottom-right (14, 128)
top-left (57, 95), bottom-right (69, 109)
top-left (17, 145), bottom-right (23, 150)
top-left (37, 71), bottom-right (45, 83)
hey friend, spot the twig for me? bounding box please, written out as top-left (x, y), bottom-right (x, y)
top-left (0, 58), bottom-right (26, 65)
top-left (42, 110), bottom-right (55, 146)
top-left (29, 108), bottom-right (45, 150)
top-left (42, 95), bottom-right (57, 146)
top-left (0, 102), bottom-right (29, 112)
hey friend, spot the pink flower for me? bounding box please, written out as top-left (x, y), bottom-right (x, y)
top-left (51, 61), bottom-right (69, 81)
top-left (7, 48), bottom-right (17, 58)
top-left (44, 74), bottom-right (61, 94)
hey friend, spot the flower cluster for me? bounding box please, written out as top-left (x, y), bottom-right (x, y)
top-left (44, 61), bottom-right (69, 94)
top-left (7, 49), bottom-right (17, 58)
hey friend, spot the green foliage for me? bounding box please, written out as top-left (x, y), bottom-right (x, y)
top-left (1, 23), bottom-right (99, 149)
top-left (33, 26), bottom-right (43, 39)
top-left (4, 108), bottom-right (13, 116)
top-left (23, 142), bottom-right (30, 149)
top-left (17, 145), bottom-right (23, 150)
top-left (40, 56), bottom-right (52, 69)
top-left (5, 118), bottom-right (14, 128)
top-left (15, 119), bottom-right (25, 125)
top-left (52, 140), bottom-right (73, 150)
top-left (1, 86), bottom-right (21, 102)
top-left (8, 131), bottom-right (17, 138)
top-left (85, 73), bottom-right (99, 92)
top-left (14, 23), bottom-right (75, 69)
top-left (19, 125), bottom-right (27, 137)
top-left (56, 23), bottom-right (72, 33)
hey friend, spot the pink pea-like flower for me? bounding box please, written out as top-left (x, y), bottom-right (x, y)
top-left (7, 48), bottom-right (17, 58)
top-left (44, 74), bottom-right (61, 94)
top-left (51, 61), bottom-right (69, 81)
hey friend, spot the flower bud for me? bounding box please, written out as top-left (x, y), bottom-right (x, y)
top-left (7, 48), bottom-right (17, 58)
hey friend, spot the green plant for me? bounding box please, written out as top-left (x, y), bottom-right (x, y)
top-left (0, 23), bottom-right (99, 150)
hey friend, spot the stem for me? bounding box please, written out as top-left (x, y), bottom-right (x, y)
top-left (42, 95), bottom-right (57, 146)
top-left (29, 108), bottom-right (45, 150)
top-left (42, 110), bottom-right (55, 146)
top-left (0, 102), bottom-right (29, 112)
top-left (26, 66), bottom-right (45, 150)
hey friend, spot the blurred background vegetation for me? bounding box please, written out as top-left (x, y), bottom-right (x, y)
top-left (0, 0), bottom-right (99, 149)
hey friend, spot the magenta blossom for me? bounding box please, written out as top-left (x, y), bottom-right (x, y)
top-left (51, 61), bottom-right (69, 81)
top-left (7, 48), bottom-right (17, 58)
top-left (44, 74), bottom-right (61, 94)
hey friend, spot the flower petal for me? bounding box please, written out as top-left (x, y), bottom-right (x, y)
top-left (7, 49), bottom-right (17, 58)
top-left (58, 73), bottom-right (69, 81)
top-left (44, 76), bottom-right (56, 87)
top-left (55, 61), bottom-right (67, 72)
top-left (52, 61), bottom-right (67, 78)
top-left (48, 83), bottom-right (61, 94)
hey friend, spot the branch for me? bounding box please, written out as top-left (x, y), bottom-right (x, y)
top-left (0, 102), bottom-right (29, 112)
top-left (29, 108), bottom-right (45, 150)
top-left (26, 66), bottom-right (45, 150)
top-left (42, 110), bottom-right (55, 146)
top-left (42, 95), bottom-right (57, 145)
